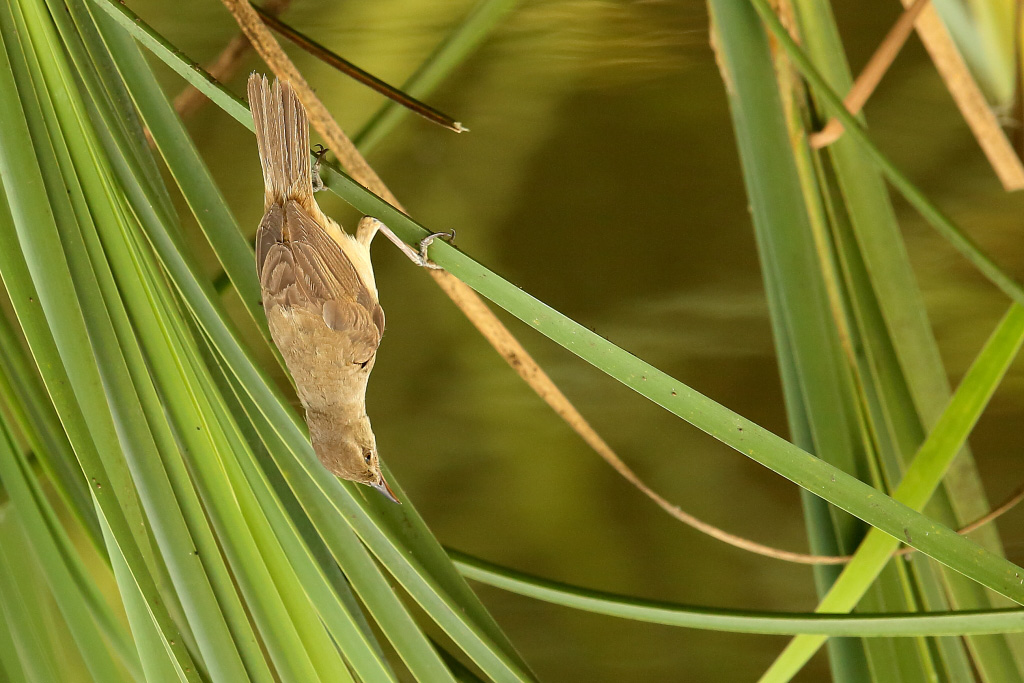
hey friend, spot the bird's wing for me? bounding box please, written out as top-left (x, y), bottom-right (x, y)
top-left (259, 201), bottom-right (384, 365)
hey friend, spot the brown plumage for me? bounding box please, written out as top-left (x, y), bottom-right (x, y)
top-left (248, 74), bottom-right (397, 502)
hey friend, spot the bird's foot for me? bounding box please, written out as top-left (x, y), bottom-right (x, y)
top-left (311, 144), bottom-right (329, 193)
top-left (416, 231), bottom-right (455, 269)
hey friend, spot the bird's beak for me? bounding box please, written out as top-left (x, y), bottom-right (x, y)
top-left (371, 475), bottom-right (401, 504)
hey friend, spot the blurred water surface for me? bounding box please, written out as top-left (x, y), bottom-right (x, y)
top-left (143, 0), bottom-right (1024, 679)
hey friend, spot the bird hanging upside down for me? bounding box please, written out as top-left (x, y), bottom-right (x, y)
top-left (248, 74), bottom-right (399, 502)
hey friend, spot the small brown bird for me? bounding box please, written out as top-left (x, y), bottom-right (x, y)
top-left (248, 74), bottom-right (398, 502)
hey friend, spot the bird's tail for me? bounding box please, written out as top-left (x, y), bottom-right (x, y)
top-left (248, 74), bottom-right (313, 207)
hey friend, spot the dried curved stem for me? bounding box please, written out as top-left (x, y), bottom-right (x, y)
top-left (589, 449), bottom-right (1024, 565)
top-left (906, 0), bottom-right (1024, 191)
top-left (809, 0), bottom-right (929, 149)
top-left (808, 0), bottom-right (1024, 190)
top-left (216, 0), bottom-right (1024, 566)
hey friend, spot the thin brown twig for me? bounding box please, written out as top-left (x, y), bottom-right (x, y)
top-left (951, 482), bottom-right (1024, 536)
top-left (216, 0), bottom-right (1024, 566)
top-left (645, 477), bottom-right (1024, 566)
top-left (810, 0), bottom-right (930, 149)
top-left (176, 1), bottom-right (462, 133)
top-left (251, 5), bottom-right (465, 133)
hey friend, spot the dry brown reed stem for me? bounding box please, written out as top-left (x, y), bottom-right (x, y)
top-left (217, 0), bottom-right (1024, 565)
top-left (809, 0), bottom-right (1024, 189)
top-left (902, 0), bottom-right (1024, 190)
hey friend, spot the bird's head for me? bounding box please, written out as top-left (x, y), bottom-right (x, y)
top-left (310, 413), bottom-right (399, 503)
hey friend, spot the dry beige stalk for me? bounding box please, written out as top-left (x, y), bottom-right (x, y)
top-left (903, 0), bottom-right (1024, 190)
top-left (217, 0), bottom-right (1023, 564)
top-left (807, 0), bottom-right (1024, 190)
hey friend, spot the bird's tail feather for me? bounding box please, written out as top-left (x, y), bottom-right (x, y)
top-left (248, 74), bottom-right (312, 207)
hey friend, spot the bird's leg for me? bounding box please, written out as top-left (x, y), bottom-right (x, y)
top-left (311, 145), bottom-right (453, 267)
top-left (364, 219), bottom-right (454, 270)
top-left (311, 144), bottom-right (329, 193)
top-left (356, 216), bottom-right (383, 246)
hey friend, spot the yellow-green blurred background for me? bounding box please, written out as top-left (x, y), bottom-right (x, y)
top-left (141, 0), bottom-right (1024, 679)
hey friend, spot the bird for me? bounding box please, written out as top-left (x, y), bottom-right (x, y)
top-left (247, 73), bottom-right (398, 503)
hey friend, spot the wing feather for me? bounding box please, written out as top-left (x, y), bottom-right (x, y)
top-left (284, 203), bottom-right (368, 301)
top-left (256, 203), bottom-right (284, 278)
top-left (257, 200), bottom-right (384, 364)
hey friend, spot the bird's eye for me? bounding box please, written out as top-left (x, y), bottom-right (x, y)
top-left (363, 450), bottom-right (373, 464)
